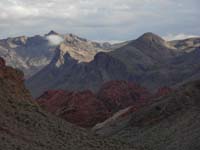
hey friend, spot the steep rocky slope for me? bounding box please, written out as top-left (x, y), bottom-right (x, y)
top-left (93, 80), bottom-right (200, 150)
top-left (0, 57), bottom-right (136, 150)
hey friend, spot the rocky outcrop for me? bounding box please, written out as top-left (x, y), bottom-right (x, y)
top-left (0, 57), bottom-right (30, 100)
top-left (37, 90), bottom-right (109, 127)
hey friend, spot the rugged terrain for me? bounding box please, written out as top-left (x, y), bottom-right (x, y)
top-left (0, 57), bottom-right (136, 150)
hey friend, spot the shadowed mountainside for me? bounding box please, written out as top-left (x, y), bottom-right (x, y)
top-left (92, 80), bottom-right (200, 150)
top-left (27, 51), bottom-right (131, 97)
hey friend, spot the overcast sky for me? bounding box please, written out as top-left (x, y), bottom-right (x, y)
top-left (0, 0), bottom-right (199, 42)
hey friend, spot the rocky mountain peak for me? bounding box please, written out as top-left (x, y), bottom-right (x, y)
top-left (51, 37), bottom-right (111, 66)
top-left (46, 30), bottom-right (60, 36)
top-left (137, 32), bottom-right (165, 44)
top-left (2, 36), bottom-right (28, 48)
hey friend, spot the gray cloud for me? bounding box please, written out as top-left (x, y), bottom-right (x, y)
top-left (0, 0), bottom-right (199, 41)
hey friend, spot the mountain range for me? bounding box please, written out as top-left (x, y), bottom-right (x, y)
top-left (15, 32), bottom-right (200, 98)
top-left (1, 31), bottom-right (200, 98)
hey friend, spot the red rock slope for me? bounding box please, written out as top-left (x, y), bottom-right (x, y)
top-left (36, 80), bottom-right (153, 127)
top-left (97, 80), bottom-right (151, 113)
top-left (37, 90), bottom-right (109, 127)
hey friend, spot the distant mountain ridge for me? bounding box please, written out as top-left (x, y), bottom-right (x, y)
top-left (1, 31), bottom-right (200, 97)
top-left (26, 32), bottom-right (200, 97)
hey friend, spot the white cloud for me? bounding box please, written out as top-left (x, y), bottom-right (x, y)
top-left (0, 0), bottom-right (199, 41)
top-left (163, 33), bottom-right (200, 41)
top-left (46, 35), bottom-right (64, 46)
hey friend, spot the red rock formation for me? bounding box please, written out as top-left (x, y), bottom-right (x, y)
top-left (36, 80), bottom-right (155, 127)
top-left (0, 57), bottom-right (30, 100)
top-left (37, 90), bottom-right (109, 127)
top-left (97, 80), bottom-right (151, 113)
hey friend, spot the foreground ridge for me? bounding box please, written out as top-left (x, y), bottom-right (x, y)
top-left (0, 57), bottom-right (136, 150)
